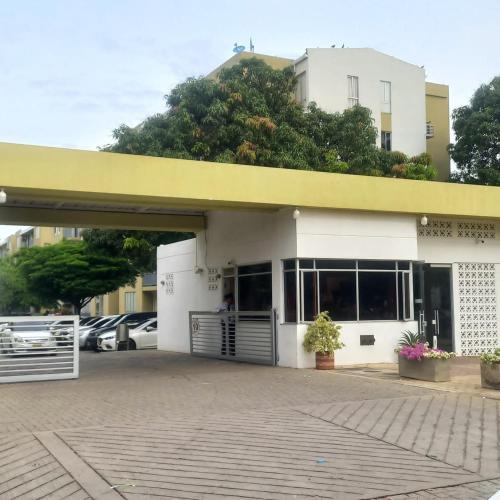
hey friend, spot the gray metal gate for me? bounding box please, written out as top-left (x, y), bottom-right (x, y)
top-left (189, 310), bottom-right (277, 365)
top-left (0, 315), bottom-right (79, 383)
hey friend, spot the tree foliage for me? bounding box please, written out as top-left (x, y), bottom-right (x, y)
top-left (0, 257), bottom-right (42, 314)
top-left (449, 76), bottom-right (500, 185)
top-left (103, 58), bottom-right (437, 179)
top-left (16, 240), bottom-right (137, 313)
top-left (82, 229), bottom-right (193, 273)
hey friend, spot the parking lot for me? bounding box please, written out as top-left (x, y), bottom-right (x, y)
top-left (0, 350), bottom-right (499, 499)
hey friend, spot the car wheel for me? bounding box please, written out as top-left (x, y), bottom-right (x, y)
top-left (128, 339), bottom-right (136, 350)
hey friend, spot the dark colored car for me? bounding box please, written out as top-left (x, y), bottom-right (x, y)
top-left (86, 312), bottom-right (157, 351)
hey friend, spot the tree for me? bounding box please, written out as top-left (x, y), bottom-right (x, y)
top-left (103, 58), bottom-right (437, 179)
top-left (449, 76), bottom-right (500, 185)
top-left (16, 240), bottom-right (137, 314)
top-left (82, 229), bottom-right (193, 274)
top-left (0, 257), bottom-right (44, 314)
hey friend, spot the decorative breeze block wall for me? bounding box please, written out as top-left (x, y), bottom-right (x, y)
top-left (458, 263), bottom-right (498, 355)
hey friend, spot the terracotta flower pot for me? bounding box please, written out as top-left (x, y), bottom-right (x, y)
top-left (316, 352), bottom-right (334, 370)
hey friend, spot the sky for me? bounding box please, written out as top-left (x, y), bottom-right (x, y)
top-left (1, 0), bottom-right (499, 240)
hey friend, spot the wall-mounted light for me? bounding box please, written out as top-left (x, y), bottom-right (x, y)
top-left (420, 215), bottom-right (428, 226)
top-left (0, 189), bottom-right (6, 204)
top-left (293, 208), bottom-right (301, 220)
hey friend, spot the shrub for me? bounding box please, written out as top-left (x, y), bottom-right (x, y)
top-left (398, 330), bottom-right (426, 347)
top-left (303, 311), bottom-right (345, 355)
top-left (480, 348), bottom-right (500, 364)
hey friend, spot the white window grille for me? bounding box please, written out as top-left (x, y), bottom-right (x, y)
top-left (381, 81), bottom-right (391, 113)
top-left (418, 220), bottom-right (453, 238)
top-left (426, 122), bottom-right (435, 139)
top-left (347, 75), bottom-right (359, 107)
top-left (457, 222), bottom-right (496, 240)
top-left (124, 292), bottom-right (136, 313)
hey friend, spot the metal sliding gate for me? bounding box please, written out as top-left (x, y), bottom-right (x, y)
top-left (0, 315), bottom-right (79, 383)
top-left (189, 310), bottom-right (277, 366)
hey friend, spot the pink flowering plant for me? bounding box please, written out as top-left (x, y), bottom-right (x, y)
top-left (397, 342), bottom-right (456, 361)
top-left (396, 331), bottom-right (455, 361)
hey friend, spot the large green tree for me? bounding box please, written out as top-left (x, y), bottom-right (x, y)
top-left (0, 257), bottom-right (44, 314)
top-left (449, 76), bottom-right (500, 185)
top-left (16, 240), bottom-right (137, 314)
top-left (82, 229), bottom-right (193, 274)
top-left (104, 58), bottom-right (436, 179)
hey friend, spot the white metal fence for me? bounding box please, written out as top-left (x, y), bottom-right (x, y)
top-left (189, 310), bottom-right (277, 366)
top-left (0, 315), bottom-right (79, 383)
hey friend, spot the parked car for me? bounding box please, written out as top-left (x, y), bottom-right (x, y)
top-left (97, 318), bottom-right (158, 351)
top-left (79, 316), bottom-right (101, 327)
top-left (79, 315), bottom-right (120, 349)
top-left (86, 312), bottom-right (157, 351)
top-left (0, 322), bottom-right (58, 355)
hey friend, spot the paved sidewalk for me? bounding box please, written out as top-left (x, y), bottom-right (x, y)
top-left (0, 351), bottom-right (499, 499)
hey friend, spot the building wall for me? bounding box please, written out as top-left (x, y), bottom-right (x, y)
top-left (157, 209), bottom-right (422, 368)
top-left (417, 218), bottom-right (500, 355)
top-left (425, 82), bottom-right (451, 181)
top-left (303, 48), bottom-right (427, 156)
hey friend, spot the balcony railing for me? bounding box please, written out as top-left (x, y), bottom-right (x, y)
top-left (142, 272), bottom-right (157, 287)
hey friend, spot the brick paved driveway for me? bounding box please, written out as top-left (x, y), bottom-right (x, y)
top-left (0, 350), bottom-right (499, 499)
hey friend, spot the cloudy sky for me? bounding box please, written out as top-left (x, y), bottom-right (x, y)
top-left (1, 0), bottom-right (499, 239)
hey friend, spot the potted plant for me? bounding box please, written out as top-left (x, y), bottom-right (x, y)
top-left (303, 311), bottom-right (345, 370)
top-left (396, 331), bottom-right (455, 382)
top-left (480, 348), bottom-right (500, 390)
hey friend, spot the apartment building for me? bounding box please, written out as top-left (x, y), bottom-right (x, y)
top-left (0, 226), bottom-right (157, 316)
top-left (210, 48), bottom-right (450, 180)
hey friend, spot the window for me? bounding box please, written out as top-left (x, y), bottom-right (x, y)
top-left (54, 227), bottom-right (62, 236)
top-left (347, 75), bottom-right (359, 107)
top-left (237, 262), bottom-right (272, 311)
top-left (285, 259), bottom-right (413, 323)
top-left (319, 271), bottom-right (357, 321)
top-left (34, 227), bottom-right (40, 239)
top-left (295, 72), bottom-right (307, 106)
top-left (95, 295), bottom-right (103, 316)
top-left (124, 292), bottom-right (136, 313)
top-left (358, 271), bottom-right (397, 320)
top-left (381, 81), bottom-right (391, 113)
top-left (381, 131), bottom-right (391, 151)
top-left (283, 260), bottom-right (297, 322)
top-left (426, 121), bottom-right (435, 138)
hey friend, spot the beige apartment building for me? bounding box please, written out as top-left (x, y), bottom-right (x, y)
top-left (0, 226), bottom-right (157, 316)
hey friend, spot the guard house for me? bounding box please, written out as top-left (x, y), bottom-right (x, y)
top-left (157, 170), bottom-right (500, 368)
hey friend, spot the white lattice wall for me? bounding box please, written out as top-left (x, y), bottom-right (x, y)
top-left (457, 263), bottom-right (498, 355)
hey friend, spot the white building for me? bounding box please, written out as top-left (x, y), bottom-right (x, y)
top-left (295, 48), bottom-right (427, 156)
top-left (157, 208), bottom-right (500, 368)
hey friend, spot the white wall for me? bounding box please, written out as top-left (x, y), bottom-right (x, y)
top-left (303, 48), bottom-right (426, 156)
top-left (297, 321), bottom-right (419, 368)
top-left (157, 238), bottom-right (220, 353)
top-left (297, 209), bottom-right (418, 260)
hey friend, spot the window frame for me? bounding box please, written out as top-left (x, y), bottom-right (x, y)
top-left (234, 261), bottom-right (272, 312)
top-left (381, 80), bottom-right (391, 113)
top-left (283, 259), bottom-right (414, 324)
top-left (381, 131), bottom-right (392, 151)
top-left (347, 75), bottom-right (359, 108)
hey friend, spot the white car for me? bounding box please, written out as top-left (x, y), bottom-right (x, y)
top-left (97, 318), bottom-right (158, 351)
top-left (79, 315), bottom-right (119, 348)
top-left (0, 323), bottom-right (58, 355)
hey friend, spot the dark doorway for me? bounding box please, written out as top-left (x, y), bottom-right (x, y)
top-left (422, 265), bottom-right (453, 351)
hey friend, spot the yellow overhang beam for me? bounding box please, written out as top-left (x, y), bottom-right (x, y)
top-left (1, 142), bottom-right (500, 220)
top-left (0, 206), bottom-right (204, 232)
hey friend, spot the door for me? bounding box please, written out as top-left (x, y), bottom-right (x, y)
top-left (423, 265), bottom-right (453, 351)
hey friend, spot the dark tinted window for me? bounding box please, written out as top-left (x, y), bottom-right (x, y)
top-left (302, 272), bottom-right (318, 321)
top-left (299, 259), bottom-right (314, 269)
top-left (238, 274), bottom-right (272, 311)
top-left (315, 260), bottom-right (356, 270)
top-left (283, 259), bottom-right (296, 271)
top-left (319, 271), bottom-right (357, 321)
top-left (284, 271), bottom-right (297, 322)
top-left (238, 263), bottom-right (271, 275)
top-left (359, 272), bottom-right (397, 320)
top-left (358, 260), bottom-right (396, 270)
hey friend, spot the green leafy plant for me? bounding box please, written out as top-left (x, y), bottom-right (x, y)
top-left (480, 348), bottom-right (500, 364)
top-left (398, 330), bottom-right (426, 347)
top-left (303, 311), bottom-right (345, 355)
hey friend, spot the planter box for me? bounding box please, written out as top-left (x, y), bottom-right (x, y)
top-left (398, 355), bottom-right (451, 382)
top-left (481, 361), bottom-right (500, 390)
